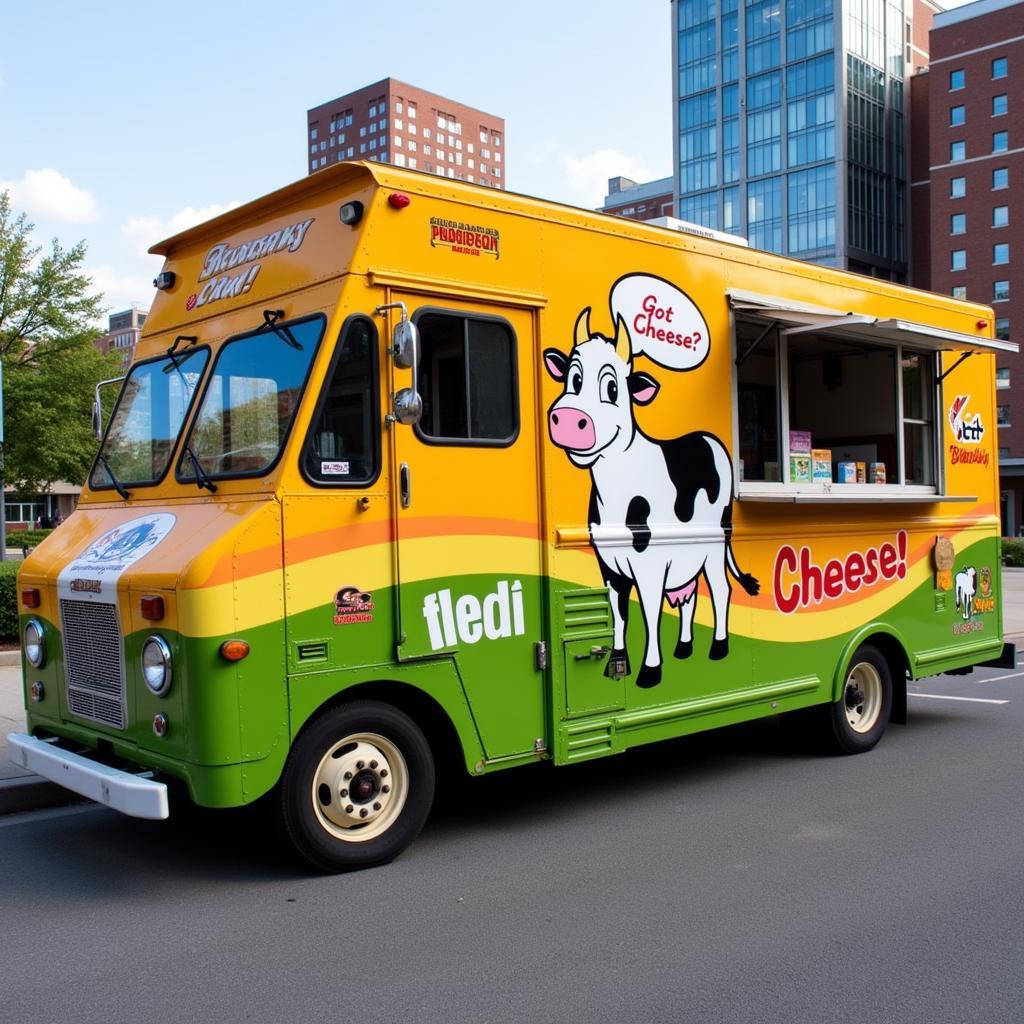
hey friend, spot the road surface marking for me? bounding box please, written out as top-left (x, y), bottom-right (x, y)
top-left (980, 669), bottom-right (1024, 682)
top-left (910, 693), bottom-right (1008, 705)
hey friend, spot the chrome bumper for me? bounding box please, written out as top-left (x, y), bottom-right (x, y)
top-left (7, 733), bottom-right (169, 819)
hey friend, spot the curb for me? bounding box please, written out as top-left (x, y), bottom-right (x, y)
top-left (0, 650), bottom-right (22, 667)
top-left (0, 775), bottom-right (79, 817)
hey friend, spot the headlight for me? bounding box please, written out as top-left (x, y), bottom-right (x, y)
top-left (24, 619), bottom-right (45, 668)
top-left (141, 635), bottom-right (173, 696)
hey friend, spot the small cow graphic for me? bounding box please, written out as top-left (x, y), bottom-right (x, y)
top-left (545, 308), bottom-right (759, 688)
top-left (955, 567), bottom-right (977, 621)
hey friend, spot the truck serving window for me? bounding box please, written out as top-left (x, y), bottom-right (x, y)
top-left (178, 314), bottom-right (325, 482)
top-left (736, 316), bottom-right (936, 488)
top-left (91, 346), bottom-right (210, 490)
top-left (414, 310), bottom-right (518, 445)
top-left (302, 316), bottom-right (380, 485)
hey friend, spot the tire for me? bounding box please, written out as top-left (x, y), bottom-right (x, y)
top-left (825, 643), bottom-right (893, 755)
top-left (276, 700), bottom-right (435, 872)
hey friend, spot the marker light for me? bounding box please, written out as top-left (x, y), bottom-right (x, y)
top-left (21, 588), bottom-right (41, 609)
top-left (220, 639), bottom-right (251, 662)
top-left (339, 201), bottom-right (364, 226)
top-left (140, 595), bottom-right (165, 621)
top-left (977, 319), bottom-right (988, 330)
top-left (24, 619), bottom-right (45, 669)
top-left (141, 635), bottom-right (173, 696)
top-left (387, 192), bottom-right (411, 209)
top-left (30, 681), bottom-right (45, 702)
top-left (152, 714), bottom-right (169, 738)
top-left (153, 271), bottom-right (176, 291)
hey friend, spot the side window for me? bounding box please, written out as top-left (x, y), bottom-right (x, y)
top-left (302, 317), bottom-right (380, 485)
top-left (415, 310), bottom-right (518, 445)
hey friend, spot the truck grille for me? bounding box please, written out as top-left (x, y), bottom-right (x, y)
top-left (60, 600), bottom-right (126, 729)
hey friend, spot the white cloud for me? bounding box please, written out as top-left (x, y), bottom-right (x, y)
top-left (0, 168), bottom-right (99, 223)
top-left (121, 201), bottom-right (242, 259)
top-left (84, 263), bottom-right (157, 320)
top-left (560, 149), bottom-right (658, 209)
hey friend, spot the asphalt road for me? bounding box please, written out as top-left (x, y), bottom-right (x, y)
top-left (3, 665), bottom-right (1023, 1024)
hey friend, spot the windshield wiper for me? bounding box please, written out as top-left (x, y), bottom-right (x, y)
top-left (163, 334), bottom-right (198, 373)
top-left (184, 444), bottom-right (218, 493)
top-left (96, 453), bottom-right (131, 500)
top-left (260, 309), bottom-right (302, 349)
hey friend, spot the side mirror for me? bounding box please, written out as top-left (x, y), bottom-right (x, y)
top-left (393, 388), bottom-right (423, 425)
top-left (91, 397), bottom-right (103, 439)
top-left (392, 320), bottom-right (419, 369)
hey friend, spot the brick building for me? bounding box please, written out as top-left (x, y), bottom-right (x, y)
top-left (94, 306), bottom-right (147, 371)
top-left (306, 79), bottom-right (505, 189)
top-left (599, 176), bottom-right (675, 221)
top-left (910, 0), bottom-right (1024, 533)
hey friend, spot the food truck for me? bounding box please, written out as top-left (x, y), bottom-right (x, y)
top-left (9, 162), bottom-right (1015, 871)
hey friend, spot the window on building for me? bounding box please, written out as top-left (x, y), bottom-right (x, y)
top-left (993, 167), bottom-right (1009, 189)
top-left (394, 153), bottom-right (406, 167)
top-left (993, 57), bottom-right (1008, 79)
top-left (359, 126), bottom-right (366, 138)
top-left (748, 176), bottom-right (783, 253)
top-left (995, 280), bottom-right (1010, 302)
top-left (998, 404), bottom-right (1011, 426)
top-left (413, 311), bottom-right (518, 445)
top-left (951, 249), bottom-right (967, 271)
top-left (950, 68), bottom-right (965, 90)
top-left (994, 205), bottom-right (1009, 227)
top-left (950, 105), bottom-right (965, 126)
top-left (310, 127), bottom-right (318, 140)
top-left (409, 158), bottom-right (417, 169)
top-left (993, 131), bottom-right (1009, 152)
top-left (993, 94), bottom-right (1008, 117)
top-left (319, 157), bottom-right (326, 167)
top-left (997, 367), bottom-right (1010, 388)
top-left (951, 213), bottom-right (966, 235)
top-left (788, 164), bottom-right (835, 257)
top-left (951, 176), bottom-right (966, 198)
top-left (310, 144), bottom-right (317, 155)
top-left (951, 140), bottom-right (966, 162)
top-left (408, 104), bottom-right (416, 118)
top-left (394, 135), bottom-right (402, 147)
top-left (952, 285), bottom-right (967, 300)
top-left (994, 243), bottom-right (1010, 265)
top-left (996, 319), bottom-right (1011, 342)
top-left (369, 105), bottom-right (377, 118)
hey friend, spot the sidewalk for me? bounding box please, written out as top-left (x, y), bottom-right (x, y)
top-left (5, 570), bottom-right (1024, 816)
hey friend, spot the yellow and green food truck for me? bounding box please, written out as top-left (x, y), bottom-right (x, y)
top-left (9, 162), bottom-right (1015, 870)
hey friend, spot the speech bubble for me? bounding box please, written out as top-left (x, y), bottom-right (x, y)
top-left (609, 273), bottom-right (709, 371)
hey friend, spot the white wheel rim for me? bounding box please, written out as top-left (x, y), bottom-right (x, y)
top-left (844, 662), bottom-right (883, 734)
top-left (311, 732), bottom-right (409, 843)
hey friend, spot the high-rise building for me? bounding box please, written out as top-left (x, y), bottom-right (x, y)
top-left (672, 0), bottom-right (938, 277)
top-left (599, 176), bottom-right (675, 221)
top-left (912, 0), bottom-right (1023, 532)
top-left (94, 306), bottom-right (147, 371)
top-left (306, 79), bottom-right (505, 189)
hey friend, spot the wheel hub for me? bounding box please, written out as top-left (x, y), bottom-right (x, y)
top-left (312, 735), bottom-right (406, 840)
top-left (844, 662), bottom-right (883, 734)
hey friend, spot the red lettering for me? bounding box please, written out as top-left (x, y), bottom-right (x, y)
top-left (800, 545), bottom-right (823, 604)
top-left (845, 552), bottom-right (865, 591)
top-left (862, 549), bottom-right (879, 586)
top-left (879, 543), bottom-right (898, 579)
top-left (773, 545), bottom-right (800, 614)
top-left (823, 559), bottom-right (844, 599)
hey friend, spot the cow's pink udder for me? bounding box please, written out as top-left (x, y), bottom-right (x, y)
top-left (666, 580), bottom-right (698, 607)
top-left (549, 407), bottom-right (596, 450)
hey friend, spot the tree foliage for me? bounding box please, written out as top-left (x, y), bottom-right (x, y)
top-left (0, 190), bottom-right (120, 493)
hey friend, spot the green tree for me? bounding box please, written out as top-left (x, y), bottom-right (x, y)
top-left (0, 190), bottom-right (120, 493)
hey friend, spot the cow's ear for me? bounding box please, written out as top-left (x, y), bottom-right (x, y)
top-left (544, 348), bottom-right (569, 382)
top-left (628, 371), bottom-right (660, 405)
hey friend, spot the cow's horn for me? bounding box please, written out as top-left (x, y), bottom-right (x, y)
top-left (574, 307), bottom-right (592, 346)
top-left (613, 315), bottom-right (631, 359)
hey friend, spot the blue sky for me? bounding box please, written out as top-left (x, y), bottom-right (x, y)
top-left (0, 0), bottom-right (672, 318)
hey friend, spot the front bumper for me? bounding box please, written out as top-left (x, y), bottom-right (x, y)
top-left (7, 733), bottom-right (169, 819)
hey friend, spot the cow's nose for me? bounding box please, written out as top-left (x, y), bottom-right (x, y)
top-left (549, 407), bottom-right (596, 450)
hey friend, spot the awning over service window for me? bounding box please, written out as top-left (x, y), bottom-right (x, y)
top-left (727, 288), bottom-right (1018, 356)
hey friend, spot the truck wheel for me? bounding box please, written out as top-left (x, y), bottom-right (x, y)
top-left (827, 644), bottom-right (893, 754)
top-left (277, 701), bottom-right (435, 872)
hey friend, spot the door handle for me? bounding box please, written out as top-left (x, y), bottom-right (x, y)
top-left (574, 645), bottom-right (611, 660)
top-left (400, 463), bottom-right (411, 509)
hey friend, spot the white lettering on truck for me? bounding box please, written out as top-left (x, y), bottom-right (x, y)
top-left (422, 580), bottom-right (525, 650)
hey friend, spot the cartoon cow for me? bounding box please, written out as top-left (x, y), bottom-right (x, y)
top-left (545, 308), bottom-right (759, 688)
top-left (955, 567), bottom-right (977, 621)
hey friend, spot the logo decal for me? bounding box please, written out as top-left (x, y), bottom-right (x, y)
top-left (948, 395), bottom-right (989, 466)
top-left (429, 217), bottom-right (499, 258)
top-left (334, 586), bottom-right (375, 625)
top-left (422, 580), bottom-right (525, 651)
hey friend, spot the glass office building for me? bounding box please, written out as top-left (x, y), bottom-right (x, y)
top-left (673, 0), bottom-right (919, 279)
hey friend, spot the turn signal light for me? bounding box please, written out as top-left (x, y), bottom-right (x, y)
top-left (140, 595), bottom-right (165, 621)
top-left (387, 192), bottom-right (411, 209)
top-left (220, 639), bottom-right (251, 662)
top-left (21, 588), bottom-right (41, 609)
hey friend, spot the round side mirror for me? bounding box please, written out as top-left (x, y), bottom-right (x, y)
top-left (392, 321), bottom-right (419, 369)
top-left (393, 388), bottom-right (423, 425)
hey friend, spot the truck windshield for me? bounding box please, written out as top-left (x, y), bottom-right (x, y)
top-left (91, 346), bottom-right (210, 490)
top-left (178, 314), bottom-right (325, 480)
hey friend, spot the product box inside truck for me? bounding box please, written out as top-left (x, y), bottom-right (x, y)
top-left (8, 162), bottom-right (1016, 870)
